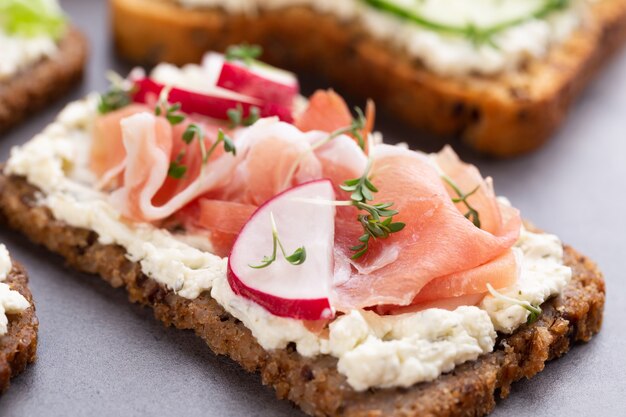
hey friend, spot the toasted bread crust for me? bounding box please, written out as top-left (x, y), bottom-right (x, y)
top-left (0, 172), bottom-right (605, 416)
top-left (0, 259), bottom-right (38, 394)
top-left (0, 27), bottom-right (88, 134)
top-left (110, 0), bottom-right (626, 157)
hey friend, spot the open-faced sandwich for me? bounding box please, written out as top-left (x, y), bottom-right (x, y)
top-left (0, 0), bottom-right (88, 134)
top-left (0, 50), bottom-right (605, 415)
top-left (0, 243), bottom-right (38, 393)
top-left (111, 0), bottom-right (626, 157)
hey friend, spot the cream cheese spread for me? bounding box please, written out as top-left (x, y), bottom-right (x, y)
top-left (175, 0), bottom-right (588, 76)
top-left (5, 97), bottom-right (572, 390)
top-left (0, 244), bottom-right (30, 335)
top-left (0, 29), bottom-right (58, 81)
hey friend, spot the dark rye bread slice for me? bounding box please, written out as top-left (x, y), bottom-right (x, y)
top-left (0, 257), bottom-right (38, 394)
top-left (0, 172), bottom-right (604, 416)
top-left (111, 0), bottom-right (626, 157)
top-left (0, 27), bottom-right (88, 134)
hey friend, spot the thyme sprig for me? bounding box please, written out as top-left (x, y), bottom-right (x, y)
top-left (227, 104), bottom-right (261, 128)
top-left (341, 160), bottom-right (405, 259)
top-left (250, 212), bottom-right (307, 269)
top-left (441, 175), bottom-right (481, 228)
top-left (362, 0), bottom-right (570, 46)
top-left (486, 284), bottom-right (542, 325)
top-left (225, 43), bottom-right (263, 66)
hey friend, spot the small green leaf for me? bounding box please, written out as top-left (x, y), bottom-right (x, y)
top-left (167, 162), bottom-right (187, 179)
top-left (167, 114), bottom-right (185, 125)
top-left (227, 106), bottom-right (243, 128)
top-left (225, 43), bottom-right (263, 65)
top-left (285, 247), bottom-right (307, 266)
top-left (182, 126), bottom-right (197, 144)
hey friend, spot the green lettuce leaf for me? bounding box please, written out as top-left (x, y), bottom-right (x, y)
top-left (0, 0), bottom-right (67, 39)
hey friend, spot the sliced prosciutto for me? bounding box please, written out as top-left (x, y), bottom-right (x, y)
top-left (108, 112), bottom-right (240, 221)
top-left (228, 180), bottom-right (336, 321)
top-left (331, 144), bottom-right (522, 310)
top-left (89, 79), bottom-right (523, 316)
top-left (295, 90), bottom-right (375, 153)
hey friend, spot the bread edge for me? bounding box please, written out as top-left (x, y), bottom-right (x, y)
top-left (110, 0), bottom-right (626, 157)
top-left (0, 27), bottom-right (88, 135)
top-left (0, 257), bottom-right (39, 394)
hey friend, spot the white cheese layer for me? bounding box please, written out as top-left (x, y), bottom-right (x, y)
top-left (481, 227), bottom-right (572, 333)
top-left (212, 275), bottom-right (495, 390)
top-left (212, 226), bottom-right (570, 390)
top-left (0, 244), bottom-right (30, 335)
top-left (0, 29), bottom-right (58, 81)
top-left (175, 0), bottom-right (587, 76)
top-left (5, 97), bottom-right (572, 390)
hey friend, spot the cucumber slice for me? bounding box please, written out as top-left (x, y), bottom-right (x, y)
top-left (0, 0), bottom-right (66, 39)
top-left (362, 0), bottom-right (570, 43)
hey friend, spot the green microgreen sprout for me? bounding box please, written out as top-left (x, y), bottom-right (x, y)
top-left (441, 175), bottom-right (481, 228)
top-left (167, 125), bottom-right (236, 179)
top-left (227, 104), bottom-right (261, 129)
top-left (340, 160), bottom-right (405, 259)
top-left (486, 283), bottom-right (542, 325)
top-left (249, 212), bottom-right (307, 269)
top-left (98, 72), bottom-right (134, 114)
top-left (281, 106), bottom-right (367, 191)
top-left (225, 43), bottom-right (263, 66)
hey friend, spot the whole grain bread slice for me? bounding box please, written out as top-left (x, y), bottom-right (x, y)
top-left (0, 257), bottom-right (39, 394)
top-left (111, 0), bottom-right (626, 157)
top-left (0, 171), bottom-right (605, 416)
top-left (0, 27), bottom-right (88, 134)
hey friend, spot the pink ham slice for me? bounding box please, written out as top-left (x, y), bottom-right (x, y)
top-left (108, 112), bottom-right (240, 222)
top-left (331, 144), bottom-right (522, 310)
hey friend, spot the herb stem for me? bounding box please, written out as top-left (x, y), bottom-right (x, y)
top-left (249, 213), bottom-right (307, 269)
top-left (486, 283), bottom-right (542, 325)
top-left (441, 174), bottom-right (481, 228)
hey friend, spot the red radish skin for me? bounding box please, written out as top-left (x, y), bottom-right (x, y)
top-left (217, 61), bottom-right (299, 108)
top-left (132, 78), bottom-right (295, 122)
top-left (227, 180), bottom-right (336, 321)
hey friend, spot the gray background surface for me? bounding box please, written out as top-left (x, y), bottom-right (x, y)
top-left (1, 0), bottom-right (625, 415)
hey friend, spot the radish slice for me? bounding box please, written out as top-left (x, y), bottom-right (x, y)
top-left (227, 180), bottom-right (336, 321)
top-left (217, 61), bottom-right (299, 108)
top-left (132, 78), bottom-right (295, 122)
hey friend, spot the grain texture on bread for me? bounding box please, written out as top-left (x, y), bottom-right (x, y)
top-left (0, 172), bottom-right (605, 416)
top-left (0, 259), bottom-right (38, 394)
top-left (111, 0), bottom-right (626, 157)
top-left (0, 27), bottom-right (88, 134)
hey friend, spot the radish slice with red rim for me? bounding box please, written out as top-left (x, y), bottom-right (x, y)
top-left (217, 60), bottom-right (299, 108)
top-left (132, 77), bottom-right (295, 122)
top-left (227, 179), bottom-right (336, 321)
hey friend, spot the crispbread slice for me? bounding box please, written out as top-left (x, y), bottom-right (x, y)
top-left (111, 0), bottom-right (626, 157)
top-left (0, 172), bottom-right (605, 416)
top-left (0, 257), bottom-right (38, 394)
top-left (0, 27), bottom-right (88, 134)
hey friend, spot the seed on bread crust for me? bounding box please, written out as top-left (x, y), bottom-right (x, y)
top-left (0, 172), bottom-right (604, 416)
top-left (0, 27), bottom-right (88, 134)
